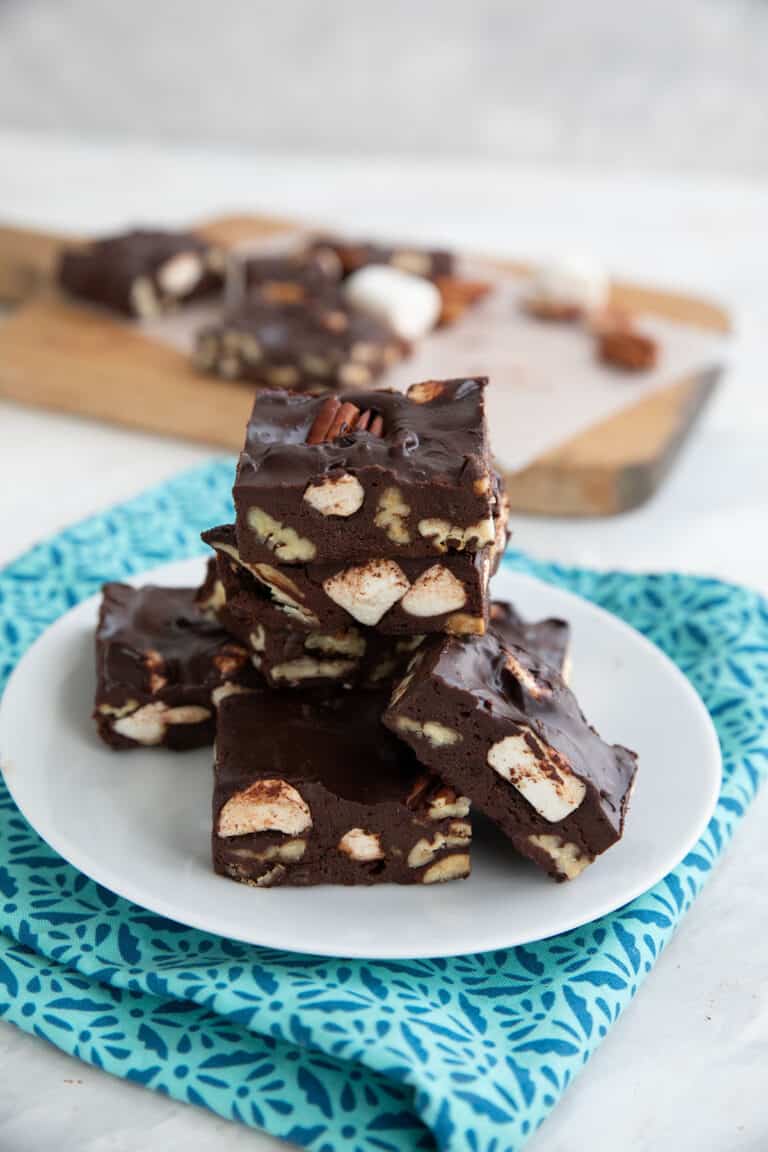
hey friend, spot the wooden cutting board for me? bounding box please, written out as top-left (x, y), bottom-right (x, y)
top-left (0, 214), bottom-right (729, 517)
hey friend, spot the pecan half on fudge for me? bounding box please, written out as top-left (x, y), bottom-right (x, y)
top-left (198, 556), bottom-right (423, 689)
top-left (203, 523), bottom-right (500, 637)
top-left (195, 296), bottom-right (405, 392)
top-left (308, 235), bottom-right (454, 281)
top-left (383, 623), bottom-right (637, 881)
top-left (58, 229), bottom-right (224, 318)
top-left (233, 378), bottom-right (498, 567)
top-left (213, 690), bottom-right (471, 887)
top-left (94, 582), bottom-right (255, 750)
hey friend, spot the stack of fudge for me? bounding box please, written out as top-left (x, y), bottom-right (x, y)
top-left (94, 373), bottom-right (637, 888)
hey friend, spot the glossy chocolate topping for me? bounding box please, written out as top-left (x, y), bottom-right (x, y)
top-left (236, 377), bottom-right (489, 489)
top-left (423, 626), bottom-right (636, 810)
top-left (490, 601), bottom-right (570, 675)
top-left (97, 582), bottom-right (236, 695)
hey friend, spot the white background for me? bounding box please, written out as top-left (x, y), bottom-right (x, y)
top-left (1, 0), bottom-right (767, 177)
top-left (0, 133), bottom-right (767, 1150)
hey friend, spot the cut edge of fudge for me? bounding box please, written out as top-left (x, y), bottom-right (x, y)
top-left (383, 621), bottom-right (637, 881)
top-left (203, 523), bottom-right (497, 637)
top-left (199, 555), bottom-right (423, 689)
top-left (212, 690), bottom-right (472, 887)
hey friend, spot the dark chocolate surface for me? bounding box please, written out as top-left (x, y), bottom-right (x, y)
top-left (195, 296), bottom-right (405, 393)
top-left (384, 614), bottom-right (637, 878)
top-left (239, 377), bottom-right (488, 488)
top-left (238, 251), bottom-right (342, 305)
top-left (213, 690), bottom-right (471, 887)
top-left (233, 378), bottom-right (495, 565)
top-left (94, 582), bottom-right (254, 750)
top-left (59, 229), bottom-right (222, 316)
top-left (308, 236), bottom-right (454, 281)
top-left (489, 601), bottom-right (570, 677)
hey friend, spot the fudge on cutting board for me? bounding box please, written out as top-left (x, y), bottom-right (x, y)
top-left (195, 295), bottom-right (405, 392)
top-left (59, 228), bottom-right (224, 317)
top-left (383, 614), bottom-right (637, 881)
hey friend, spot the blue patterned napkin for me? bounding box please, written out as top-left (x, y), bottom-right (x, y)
top-left (0, 459), bottom-right (765, 1152)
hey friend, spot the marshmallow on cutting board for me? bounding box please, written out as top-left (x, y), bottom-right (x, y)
top-left (343, 264), bottom-right (442, 341)
top-left (526, 253), bottom-right (609, 313)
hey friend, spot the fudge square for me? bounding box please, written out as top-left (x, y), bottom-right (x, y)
top-left (383, 622), bottom-right (637, 881)
top-left (195, 296), bottom-right (405, 392)
top-left (203, 523), bottom-right (500, 637)
top-left (197, 556), bottom-right (421, 689)
top-left (94, 582), bottom-right (255, 751)
top-left (234, 249), bottom-right (343, 306)
top-left (212, 690), bottom-right (472, 887)
top-left (489, 601), bottom-right (570, 680)
top-left (233, 378), bottom-right (497, 568)
top-left (58, 229), bottom-right (224, 318)
top-left (308, 235), bottom-right (454, 281)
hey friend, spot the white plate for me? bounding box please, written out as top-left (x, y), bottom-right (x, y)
top-left (0, 558), bottom-right (721, 960)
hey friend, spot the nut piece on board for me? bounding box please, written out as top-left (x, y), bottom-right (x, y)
top-left (598, 327), bottom-right (659, 372)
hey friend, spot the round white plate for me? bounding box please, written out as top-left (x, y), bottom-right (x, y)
top-left (0, 558), bottom-right (721, 960)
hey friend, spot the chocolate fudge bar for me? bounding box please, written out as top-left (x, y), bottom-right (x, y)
top-left (490, 601), bottom-right (571, 680)
top-left (94, 582), bottom-right (255, 750)
top-left (204, 523), bottom-right (500, 637)
top-left (233, 379), bottom-right (497, 567)
top-left (195, 297), bottom-right (405, 392)
top-left (233, 250), bottom-right (342, 306)
top-left (309, 236), bottom-right (454, 281)
top-left (383, 624), bottom-right (637, 881)
top-left (198, 556), bottom-right (423, 688)
top-left (213, 690), bottom-right (472, 887)
top-left (59, 229), bottom-right (224, 318)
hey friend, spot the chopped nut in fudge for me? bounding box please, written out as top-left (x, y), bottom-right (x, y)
top-left (195, 296), bottom-right (405, 392)
top-left (383, 615), bottom-right (637, 881)
top-left (233, 378), bottom-right (499, 567)
top-left (213, 689), bottom-right (471, 887)
top-left (58, 229), bottom-right (224, 318)
top-left (203, 524), bottom-right (500, 637)
top-left (94, 582), bottom-right (257, 751)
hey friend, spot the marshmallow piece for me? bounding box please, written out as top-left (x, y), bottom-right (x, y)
top-left (487, 730), bottom-right (586, 822)
top-left (528, 254), bottom-right (608, 313)
top-left (343, 265), bottom-right (441, 341)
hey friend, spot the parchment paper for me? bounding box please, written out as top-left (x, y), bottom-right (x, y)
top-left (140, 240), bottom-right (727, 474)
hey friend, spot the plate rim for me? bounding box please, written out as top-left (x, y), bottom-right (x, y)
top-left (0, 559), bottom-right (723, 959)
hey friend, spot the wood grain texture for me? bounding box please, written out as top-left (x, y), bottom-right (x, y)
top-left (0, 213), bottom-right (729, 516)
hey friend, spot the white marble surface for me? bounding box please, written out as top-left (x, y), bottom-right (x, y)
top-left (0, 135), bottom-right (767, 1151)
